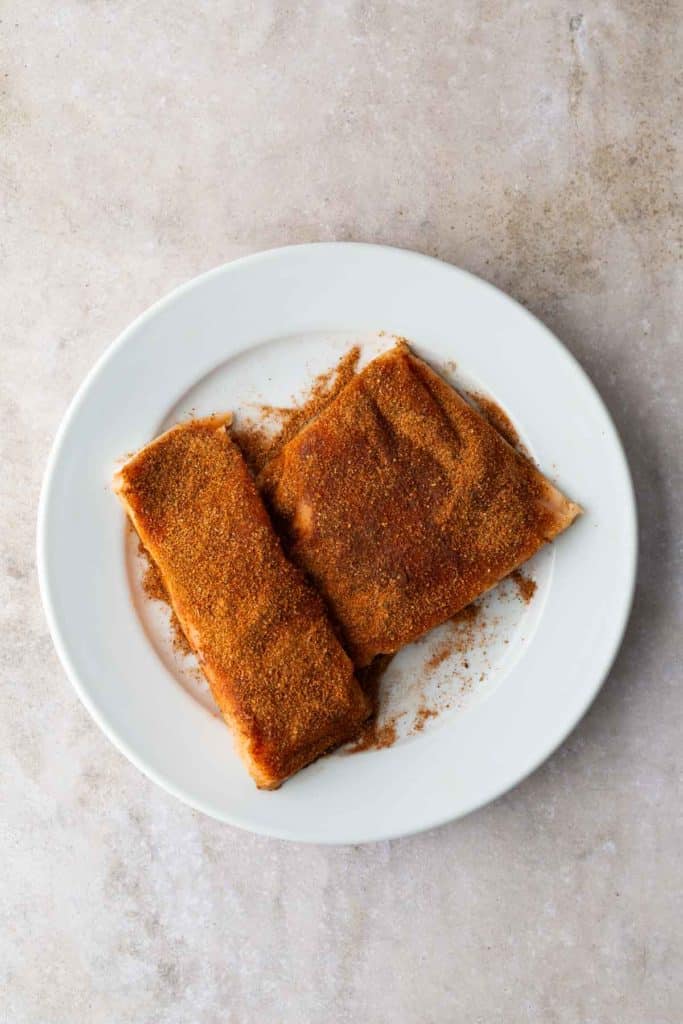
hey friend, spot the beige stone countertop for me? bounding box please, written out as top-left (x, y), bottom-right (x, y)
top-left (2, 3), bottom-right (680, 1022)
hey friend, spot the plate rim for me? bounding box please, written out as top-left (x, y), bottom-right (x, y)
top-left (36, 242), bottom-right (638, 843)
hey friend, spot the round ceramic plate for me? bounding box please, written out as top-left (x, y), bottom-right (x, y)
top-left (37, 243), bottom-right (636, 844)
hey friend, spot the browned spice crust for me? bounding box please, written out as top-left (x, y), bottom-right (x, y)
top-left (260, 343), bottom-right (580, 667)
top-left (114, 417), bottom-right (369, 789)
top-left (123, 344), bottom-right (562, 763)
top-left (468, 392), bottom-right (522, 451)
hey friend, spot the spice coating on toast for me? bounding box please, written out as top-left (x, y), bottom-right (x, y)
top-left (260, 346), bottom-right (581, 666)
top-left (114, 417), bottom-right (369, 788)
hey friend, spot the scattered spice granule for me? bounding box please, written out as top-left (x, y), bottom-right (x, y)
top-left (511, 570), bottom-right (537, 604)
top-left (452, 603), bottom-right (480, 625)
top-left (233, 345), bottom-right (361, 475)
top-left (344, 655), bottom-right (398, 753)
top-left (138, 538), bottom-right (195, 657)
top-left (425, 602), bottom-right (483, 671)
top-left (169, 612), bottom-right (194, 657)
top-left (345, 714), bottom-right (401, 753)
top-left (412, 704), bottom-right (439, 734)
top-left (426, 643), bottom-right (455, 671)
top-left (140, 539), bottom-right (167, 601)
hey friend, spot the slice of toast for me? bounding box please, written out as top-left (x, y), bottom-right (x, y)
top-left (114, 416), bottom-right (369, 789)
top-left (260, 344), bottom-right (582, 666)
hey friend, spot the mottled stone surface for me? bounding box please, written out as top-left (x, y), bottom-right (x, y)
top-left (1, 3), bottom-right (681, 1022)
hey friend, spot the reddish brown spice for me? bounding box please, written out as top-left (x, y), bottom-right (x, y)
top-left (233, 346), bottom-right (361, 475)
top-left (343, 654), bottom-right (396, 753)
top-left (260, 345), bottom-right (579, 667)
top-left (133, 346), bottom-right (365, 683)
top-left (412, 704), bottom-right (439, 733)
top-left (425, 644), bottom-right (453, 671)
top-left (127, 344), bottom-right (561, 767)
top-left (468, 392), bottom-right (522, 451)
top-left (139, 539), bottom-right (195, 657)
top-left (424, 603), bottom-right (483, 671)
top-left (116, 418), bottom-right (369, 788)
top-left (511, 569), bottom-right (537, 604)
top-left (345, 714), bottom-right (400, 753)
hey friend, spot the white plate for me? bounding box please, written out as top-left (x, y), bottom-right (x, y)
top-left (37, 243), bottom-right (636, 844)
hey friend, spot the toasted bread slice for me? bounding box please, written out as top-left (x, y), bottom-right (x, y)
top-left (260, 345), bottom-right (582, 666)
top-left (113, 416), bottom-right (369, 788)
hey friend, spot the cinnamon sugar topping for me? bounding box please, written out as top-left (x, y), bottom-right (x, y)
top-left (120, 341), bottom-right (575, 770)
top-left (260, 344), bottom-right (578, 667)
top-left (468, 392), bottom-right (522, 450)
top-left (115, 419), bottom-right (369, 788)
top-left (234, 346), bottom-right (361, 475)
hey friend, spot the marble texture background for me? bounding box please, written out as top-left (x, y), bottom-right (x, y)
top-left (2, 2), bottom-right (681, 1022)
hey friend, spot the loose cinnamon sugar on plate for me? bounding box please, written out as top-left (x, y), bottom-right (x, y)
top-left (425, 603), bottom-right (483, 671)
top-left (511, 569), bottom-right (537, 604)
top-left (412, 704), bottom-right (439, 734)
top-left (138, 538), bottom-right (195, 658)
top-left (233, 345), bottom-right (361, 475)
top-left (343, 653), bottom-right (397, 753)
top-left (345, 714), bottom-right (402, 754)
top-left (362, 570), bottom-right (540, 751)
